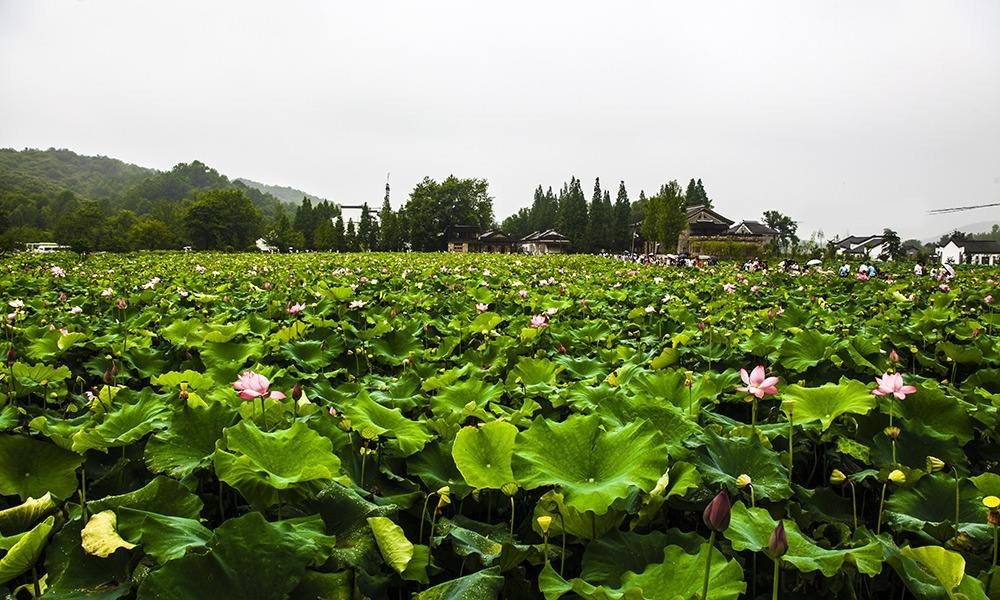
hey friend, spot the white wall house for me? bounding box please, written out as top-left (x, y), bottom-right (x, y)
top-left (833, 235), bottom-right (888, 261)
top-left (935, 239), bottom-right (1000, 265)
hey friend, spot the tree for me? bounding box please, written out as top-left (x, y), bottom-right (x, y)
top-left (183, 188), bottom-right (263, 250)
top-left (762, 210), bottom-right (799, 255)
top-left (377, 186), bottom-right (404, 251)
top-left (879, 228), bottom-right (902, 261)
top-left (313, 218), bottom-right (336, 251)
top-left (358, 203), bottom-right (378, 251)
top-left (265, 206), bottom-right (305, 251)
top-left (293, 198), bottom-right (316, 248)
top-left (556, 177), bottom-right (588, 251)
top-left (332, 215), bottom-right (346, 251)
top-left (128, 218), bottom-right (176, 250)
top-left (612, 181), bottom-right (631, 252)
top-left (55, 200), bottom-right (105, 253)
top-left (345, 219), bottom-right (358, 252)
top-left (400, 176), bottom-right (495, 251)
top-left (684, 178), bottom-right (712, 209)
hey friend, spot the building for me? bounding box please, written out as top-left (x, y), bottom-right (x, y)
top-left (519, 230), bottom-right (571, 255)
top-left (25, 242), bottom-right (71, 253)
top-left (676, 206), bottom-right (776, 254)
top-left (447, 226), bottom-right (516, 253)
top-left (832, 235), bottom-right (888, 261)
top-left (936, 238), bottom-right (1000, 265)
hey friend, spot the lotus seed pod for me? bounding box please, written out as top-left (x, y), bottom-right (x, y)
top-left (830, 469), bottom-right (847, 485)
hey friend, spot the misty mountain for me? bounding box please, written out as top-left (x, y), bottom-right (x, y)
top-left (922, 220), bottom-right (1000, 244)
top-left (235, 177), bottom-right (327, 206)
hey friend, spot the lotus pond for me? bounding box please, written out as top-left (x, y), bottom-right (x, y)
top-left (0, 252), bottom-right (998, 599)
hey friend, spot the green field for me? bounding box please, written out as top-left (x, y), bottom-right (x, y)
top-left (0, 252), bottom-right (997, 599)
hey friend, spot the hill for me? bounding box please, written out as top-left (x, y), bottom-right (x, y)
top-left (0, 148), bottom-right (297, 251)
top-left (235, 177), bottom-right (327, 205)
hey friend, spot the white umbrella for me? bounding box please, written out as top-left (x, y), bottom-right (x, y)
top-left (944, 264), bottom-right (955, 277)
top-left (805, 259), bottom-right (822, 266)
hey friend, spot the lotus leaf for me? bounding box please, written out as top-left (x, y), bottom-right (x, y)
top-left (780, 377), bottom-right (877, 431)
top-left (213, 421), bottom-right (343, 507)
top-left (81, 511), bottom-right (136, 558)
top-left (415, 566), bottom-right (505, 600)
top-left (0, 516), bottom-right (54, 585)
top-left (513, 414), bottom-right (667, 515)
top-left (694, 430), bottom-right (792, 501)
top-left (0, 434), bottom-right (82, 500)
top-left (453, 420), bottom-right (518, 490)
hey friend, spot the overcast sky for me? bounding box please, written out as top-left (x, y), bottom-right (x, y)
top-left (2, 0), bottom-right (998, 241)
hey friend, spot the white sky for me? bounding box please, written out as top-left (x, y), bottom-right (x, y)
top-left (2, 0), bottom-right (998, 241)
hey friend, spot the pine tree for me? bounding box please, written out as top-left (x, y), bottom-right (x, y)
top-left (585, 177), bottom-right (604, 252)
top-left (378, 183), bottom-right (403, 251)
top-left (345, 219), bottom-right (358, 251)
top-left (293, 197), bottom-right (316, 248)
top-left (358, 203), bottom-right (378, 251)
top-left (613, 181), bottom-right (631, 252)
top-left (333, 215), bottom-right (346, 251)
top-left (313, 218), bottom-right (336, 250)
top-left (557, 177), bottom-right (588, 251)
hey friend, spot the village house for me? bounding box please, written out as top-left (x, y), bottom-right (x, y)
top-left (447, 225), bottom-right (517, 253)
top-left (676, 205), bottom-right (777, 254)
top-left (832, 235), bottom-right (888, 261)
top-left (518, 229), bottom-right (571, 255)
top-left (936, 237), bottom-right (1000, 265)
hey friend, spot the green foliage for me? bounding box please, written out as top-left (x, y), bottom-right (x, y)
top-left (184, 188), bottom-right (263, 250)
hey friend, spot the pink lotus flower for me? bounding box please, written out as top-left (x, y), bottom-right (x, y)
top-left (939, 284), bottom-right (950, 292)
top-left (195, 264), bottom-right (206, 273)
top-left (737, 365), bottom-right (779, 399)
top-left (264, 282), bottom-right (272, 290)
top-left (51, 266), bottom-right (65, 278)
top-left (288, 302), bottom-right (305, 316)
top-left (517, 289), bottom-right (528, 298)
top-left (116, 298), bottom-right (128, 310)
top-left (349, 300), bottom-right (366, 309)
top-left (986, 295), bottom-right (994, 304)
top-left (871, 372), bottom-right (916, 400)
top-left (476, 303), bottom-right (489, 312)
top-left (723, 283), bottom-right (736, 293)
top-left (232, 370), bottom-right (286, 401)
top-left (530, 315), bottom-right (548, 328)
top-left (69, 306), bottom-right (82, 314)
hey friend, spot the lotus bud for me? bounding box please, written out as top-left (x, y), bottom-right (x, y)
top-left (888, 469), bottom-right (906, 484)
top-left (736, 474), bottom-right (752, 489)
top-left (888, 349), bottom-right (900, 364)
top-left (697, 321), bottom-right (706, 331)
top-left (703, 491), bottom-right (731, 532)
top-left (5, 345), bottom-right (15, 366)
top-left (337, 417), bottom-right (351, 431)
top-left (292, 383), bottom-right (303, 401)
top-left (102, 367), bottom-right (114, 384)
top-left (830, 469), bottom-right (847, 485)
top-left (767, 521), bottom-right (788, 558)
top-left (925, 456), bottom-right (945, 473)
top-left (537, 515), bottom-right (553, 535)
top-left (116, 298), bottom-right (127, 310)
top-left (684, 370), bottom-right (694, 388)
top-left (884, 426), bottom-right (901, 440)
top-left (436, 486), bottom-right (451, 512)
top-left (558, 344), bottom-right (566, 354)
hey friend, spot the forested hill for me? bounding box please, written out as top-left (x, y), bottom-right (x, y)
top-left (0, 148), bottom-right (295, 251)
top-left (235, 177), bottom-right (326, 205)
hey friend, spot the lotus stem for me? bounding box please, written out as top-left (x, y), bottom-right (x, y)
top-left (990, 524), bottom-right (997, 590)
top-left (772, 557), bottom-right (780, 600)
top-left (542, 532), bottom-right (549, 564)
top-left (558, 510), bottom-right (567, 576)
top-left (953, 467), bottom-right (961, 539)
top-left (751, 397), bottom-right (758, 432)
top-left (360, 447), bottom-right (368, 491)
top-left (787, 405), bottom-right (794, 483)
top-left (877, 482), bottom-right (888, 535)
top-left (419, 492), bottom-right (432, 545)
top-left (510, 496), bottom-right (516, 538)
top-left (701, 530), bottom-right (716, 600)
top-left (260, 397), bottom-right (267, 430)
top-left (750, 486), bottom-right (756, 509)
top-left (850, 482), bottom-right (858, 531)
top-left (218, 478), bottom-right (226, 521)
top-left (79, 464), bottom-right (88, 521)
top-left (33, 566), bottom-right (40, 597)
top-left (429, 508), bottom-right (440, 545)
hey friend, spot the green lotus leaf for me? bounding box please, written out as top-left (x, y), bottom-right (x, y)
top-left (893, 382), bottom-right (974, 444)
top-left (0, 405), bottom-right (16, 432)
top-left (579, 530), bottom-right (673, 588)
top-left (725, 502), bottom-right (883, 576)
top-left (144, 402), bottom-right (236, 480)
top-left (885, 473), bottom-right (991, 540)
top-left (88, 476), bottom-right (204, 519)
top-left (901, 546), bottom-right (965, 595)
top-left (81, 511), bottom-right (135, 558)
top-left (434, 517), bottom-right (505, 565)
top-left (116, 508), bottom-right (212, 564)
top-left (199, 339), bottom-right (264, 371)
top-left (778, 329), bottom-right (840, 372)
top-left (0, 493), bottom-right (56, 535)
top-left (453, 420), bottom-right (518, 490)
top-left (506, 357), bottom-right (561, 386)
top-left (137, 512), bottom-right (333, 600)
top-left (70, 391), bottom-right (169, 453)
top-left (694, 430), bottom-right (791, 501)
top-left (402, 544), bottom-right (431, 583)
top-left (415, 566), bottom-right (505, 600)
top-left (780, 377), bottom-right (876, 431)
top-left (590, 386), bottom-right (700, 454)
top-left (513, 414), bottom-right (667, 515)
top-left (937, 341), bottom-right (983, 364)
top-left (880, 536), bottom-right (990, 600)
top-left (0, 515), bottom-right (54, 585)
top-left (280, 339), bottom-right (340, 371)
top-left (408, 440), bottom-right (471, 498)
top-left (0, 434), bottom-right (81, 500)
top-left (368, 516), bottom-right (413, 574)
top-left (11, 361), bottom-right (72, 388)
top-left (303, 483), bottom-right (395, 573)
top-left (633, 462), bottom-right (702, 527)
top-left (970, 472), bottom-right (1000, 496)
top-left (539, 540), bottom-right (745, 600)
top-left (149, 369), bottom-right (214, 390)
top-left (289, 570), bottom-right (352, 600)
top-left (341, 392), bottom-right (432, 457)
top-left (42, 517), bottom-right (131, 599)
top-left (431, 377), bottom-right (504, 416)
top-left (213, 421), bottom-right (343, 508)
top-left (532, 490), bottom-right (625, 540)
